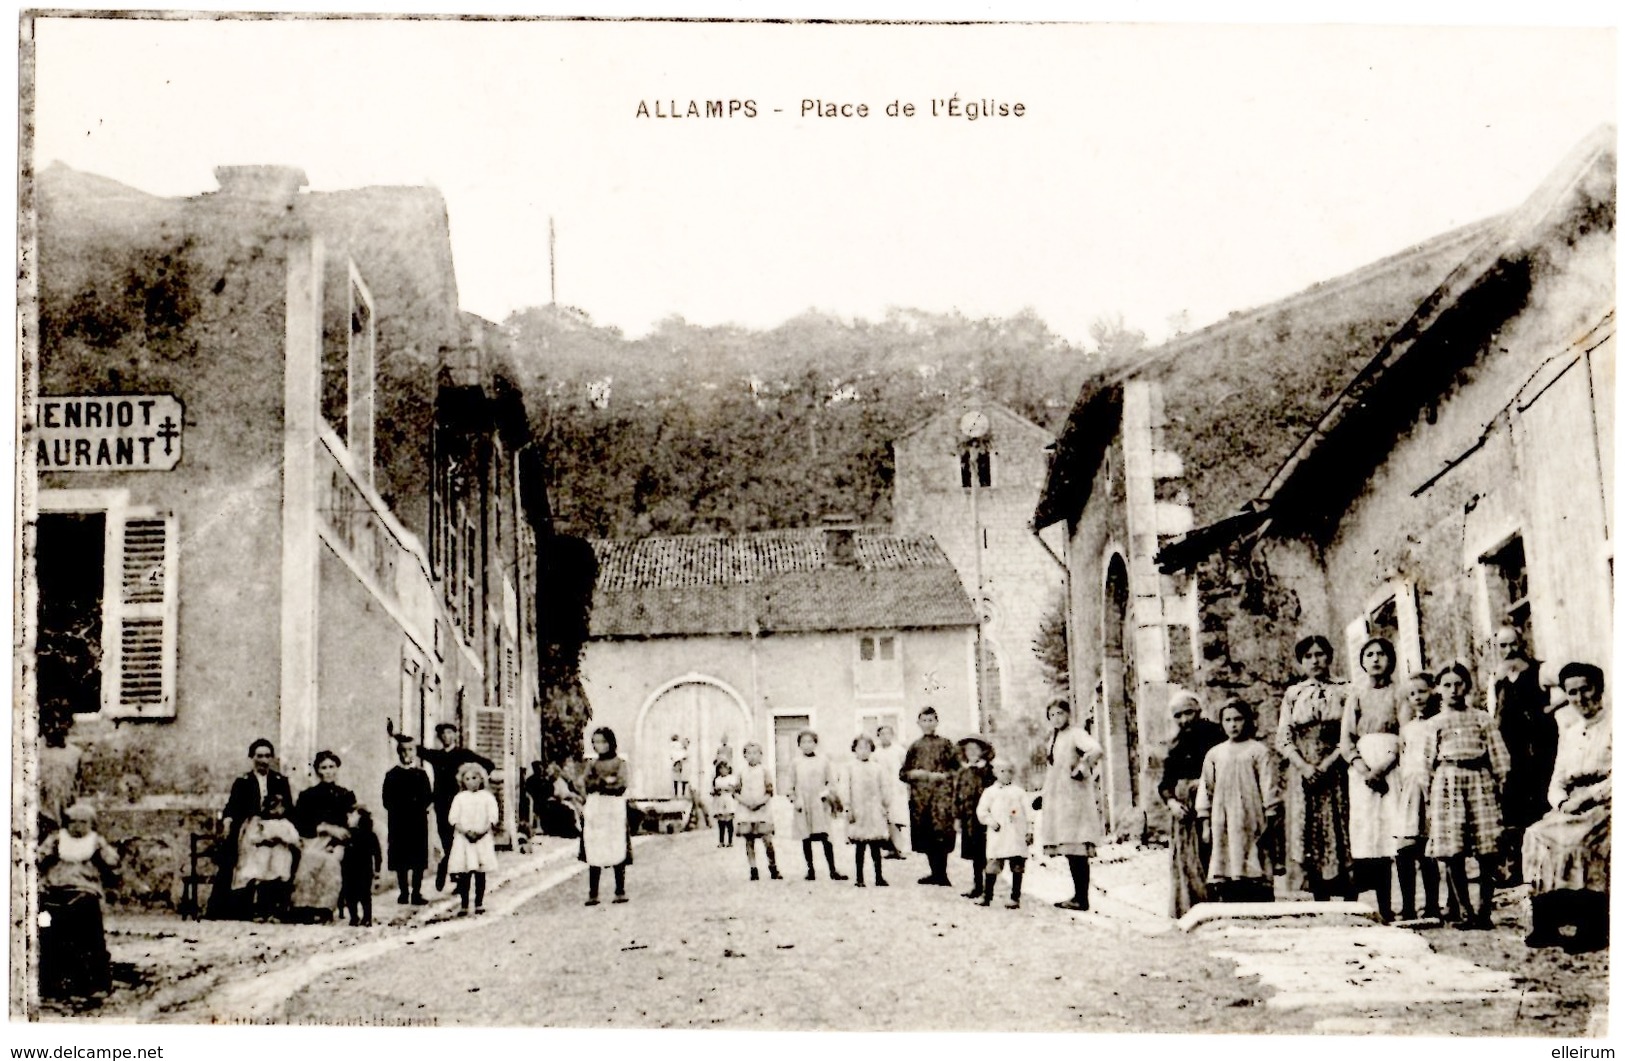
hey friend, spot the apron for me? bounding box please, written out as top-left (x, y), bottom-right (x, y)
top-left (583, 794), bottom-right (630, 867)
top-left (1349, 733), bottom-right (1401, 859)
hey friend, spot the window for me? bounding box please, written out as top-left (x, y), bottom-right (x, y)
top-left (320, 262), bottom-right (376, 484)
top-left (1482, 535), bottom-right (1532, 642)
top-left (960, 448), bottom-right (992, 489)
top-left (855, 633), bottom-right (902, 696)
top-left (37, 495), bottom-right (178, 719)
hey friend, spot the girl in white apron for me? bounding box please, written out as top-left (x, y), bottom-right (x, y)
top-left (580, 727), bottom-right (632, 905)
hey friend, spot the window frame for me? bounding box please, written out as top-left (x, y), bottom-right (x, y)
top-left (854, 632), bottom-right (904, 698)
top-left (38, 488), bottom-right (179, 720)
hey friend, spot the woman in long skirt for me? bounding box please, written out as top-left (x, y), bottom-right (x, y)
top-left (1038, 697), bottom-right (1105, 911)
top-left (580, 727), bottom-right (632, 905)
top-left (1160, 691), bottom-right (1225, 917)
top-left (1276, 635), bottom-right (1353, 900)
top-left (1523, 662), bottom-right (1610, 951)
top-left (1341, 637), bottom-right (1405, 921)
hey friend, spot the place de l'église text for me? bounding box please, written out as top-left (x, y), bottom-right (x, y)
top-left (634, 97), bottom-right (1026, 121)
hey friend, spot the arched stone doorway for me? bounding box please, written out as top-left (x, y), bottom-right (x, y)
top-left (1102, 552), bottom-right (1139, 828)
top-left (634, 675), bottom-right (753, 797)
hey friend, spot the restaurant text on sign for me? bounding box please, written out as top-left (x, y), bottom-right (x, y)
top-left (35, 395), bottom-right (185, 471)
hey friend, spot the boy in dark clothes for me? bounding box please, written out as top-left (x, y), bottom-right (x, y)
top-left (341, 805), bottom-right (382, 926)
top-left (954, 736), bottom-right (996, 899)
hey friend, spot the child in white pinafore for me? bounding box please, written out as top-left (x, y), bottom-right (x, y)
top-left (977, 759), bottom-right (1032, 908)
top-left (843, 736), bottom-right (891, 887)
top-left (788, 730), bottom-right (848, 881)
top-left (447, 762), bottom-right (500, 916)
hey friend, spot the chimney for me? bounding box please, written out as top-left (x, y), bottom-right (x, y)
top-left (212, 165), bottom-right (309, 208)
top-left (821, 513), bottom-right (860, 567)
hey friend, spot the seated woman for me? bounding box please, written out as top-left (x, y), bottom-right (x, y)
top-left (1523, 661), bottom-right (1610, 953)
top-left (232, 793), bottom-right (303, 922)
top-left (289, 750), bottom-right (355, 922)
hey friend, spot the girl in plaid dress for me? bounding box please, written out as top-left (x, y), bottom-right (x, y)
top-left (1425, 661), bottom-right (1511, 930)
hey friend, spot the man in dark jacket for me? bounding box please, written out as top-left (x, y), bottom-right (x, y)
top-left (208, 738), bottom-right (292, 919)
top-left (1492, 626), bottom-right (1558, 884)
top-left (419, 722), bottom-right (494, 891)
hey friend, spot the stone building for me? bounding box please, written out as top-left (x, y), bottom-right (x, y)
top-left (29, 162), bottom-right (548, 900)
top-left (891, 402), bottom-right (1067, 772)
top-left (579, 523), bottom-right (978, 797)
top-left (1034, 128), bottom-right (1614, 840)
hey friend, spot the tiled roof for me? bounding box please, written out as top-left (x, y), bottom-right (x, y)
top-left (588, 529), bottom-right (977, 638)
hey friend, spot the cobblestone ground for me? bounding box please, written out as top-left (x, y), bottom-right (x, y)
top-left (281, 834), bottom-right (1305, 1032)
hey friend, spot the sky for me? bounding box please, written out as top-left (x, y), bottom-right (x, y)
top-left (27, 18), bottom-right (1616, 347)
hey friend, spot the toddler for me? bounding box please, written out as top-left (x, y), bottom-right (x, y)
top-left (976, 760), bottom-right (1031, 908)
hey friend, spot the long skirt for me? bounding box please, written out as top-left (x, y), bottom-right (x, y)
top-left (1523, 803), bottom-right (1609, 895)
top-left (1283, 765), bottom-right (1351, 891)
top-left (1348, 734), bottom-right (1401, 859)
top-left (39, 888), bottom-right (111, 1000)
top-left (1169, 780), bottom-right (1208, 918)
top-left (580, 794), bottom-right (631, 868)
top-left (289, 837), bottom-right (345, 915)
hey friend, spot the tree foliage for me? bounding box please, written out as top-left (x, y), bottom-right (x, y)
top-left (504, 305), bottom-right (1102, 538)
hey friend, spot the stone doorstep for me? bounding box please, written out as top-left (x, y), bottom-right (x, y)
top-left (1178, 901), bottom-right (1379, 933)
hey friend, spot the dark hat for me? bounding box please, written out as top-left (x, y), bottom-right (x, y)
top-left (956, 734), bottom-right (995, 759)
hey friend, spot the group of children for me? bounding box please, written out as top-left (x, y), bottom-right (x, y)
top-left (696, 728), bottom-right (1036, 907)
top-left (1190, 643), bottom-right (1517, 928)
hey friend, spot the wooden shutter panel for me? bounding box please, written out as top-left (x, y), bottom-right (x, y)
top-left (472, 706), bottom-right (509, 842)
top-left (107, 511), bottom-right (178, 717)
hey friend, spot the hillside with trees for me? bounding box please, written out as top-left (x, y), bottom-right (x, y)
top-left (502, 305), bottom-right (1136, 540)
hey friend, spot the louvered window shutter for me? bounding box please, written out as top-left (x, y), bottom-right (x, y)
top-left (473, 706), bottom-right (508, 838)
top-left (106, 511), bottom-right (178, 718)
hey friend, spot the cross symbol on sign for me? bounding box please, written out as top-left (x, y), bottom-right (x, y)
top-left (156, 416), bottom-right (180, 456)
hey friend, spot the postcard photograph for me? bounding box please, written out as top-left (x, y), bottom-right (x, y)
top-left (10, 11), bottom-right (1617, 1041)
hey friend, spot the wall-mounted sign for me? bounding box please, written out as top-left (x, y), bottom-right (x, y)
top-left (35, 394), bottom-right (185, 471)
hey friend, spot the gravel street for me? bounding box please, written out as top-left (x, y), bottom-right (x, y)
top-left (280, 833), bottom-right (1300, 1032)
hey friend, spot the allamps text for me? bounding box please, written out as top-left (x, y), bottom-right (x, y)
top-left (635, 96), bottom-right (1026, 121)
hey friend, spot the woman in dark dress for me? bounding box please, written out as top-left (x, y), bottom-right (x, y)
top-left (1161, 691), bottom-right (1226, 918)
top-left (1492, 626), bottom-right (1558, 883)
top-left (290, 750), bottom-right (355, 920)
top-left (1276, 635), bottom-right (1353, 900)
top-left (382, 734), bottom-right (436, 905)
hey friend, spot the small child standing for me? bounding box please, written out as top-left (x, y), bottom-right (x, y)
top-left (447, 762), bottom-right (501, 916)
top-left (232, 793), bottom-right (302, 921)
top-left (340, 805), bottom-right (382, 926)
top-left (843, 736), bottom-right (891, 887)
top-left (37, 803), bottom-right (119, 1006)
top-left (712, 761), bottom-right (739, 848)
top-left (976, 760), bottom-right (1031, 908)
top-left (735, 742), bottom-right (783, 881)
top-left (954, 736), bottom-right (996, 899)
top-left (1197, 700), bottom-right (1281, 903)
top-left (789, 730), bottom-right (849, 881)
top-left (1393, 672), bottom-right (1445, 922)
